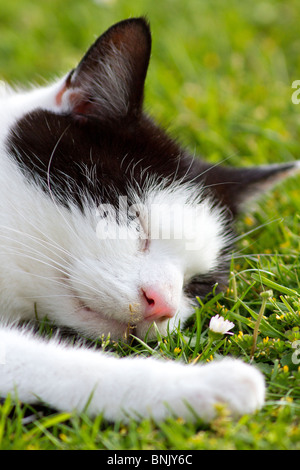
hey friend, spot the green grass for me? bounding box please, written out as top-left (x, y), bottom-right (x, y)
top-left (1, 0), bottom-right (300, 450)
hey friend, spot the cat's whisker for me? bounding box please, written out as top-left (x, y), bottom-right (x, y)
top-left (4, 267), bottom-right (71, 289)
top-left (226, 218), bottom-right (282, 253)
top-left (124, 156), bottom-right (136, 175)
top-left (197, 154), bottom-right (236, 179)
top-left (175, 152), bottom-right (196, 186)
top-left (0, 248), bottom-right (72, 280)
top-left (234, 252), bottom-right (298, 260)
top-left (0, 240), bottom-right (97, 292)
top-left (0, 231), bottom-right (74, 271)
top-left (45, 124), bottom-right (94, 244)
top-left (174, 153), bottom-right (228, 188)
top-left (0, 244), bottom-right (105, 297)
top-left (120, 152), bottom-right (129, 170)
top-left (4, 260), bottom-right (102, 304)
top-left (0, 207), bottom-right (114, 289)
top-left (0, 202), bottom-right (75, 262)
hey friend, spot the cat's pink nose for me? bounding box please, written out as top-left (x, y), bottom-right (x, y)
top-left (142, 288), bottom-right (176, 322)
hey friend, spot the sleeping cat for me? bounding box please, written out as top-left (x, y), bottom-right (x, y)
top-left (0, 17), bottom-right (297, 422)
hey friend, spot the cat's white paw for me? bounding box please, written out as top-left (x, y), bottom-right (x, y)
top-left (173, 358), bottom-right (265, 422)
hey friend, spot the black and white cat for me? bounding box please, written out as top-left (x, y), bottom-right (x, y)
top-left (0, 18), bottom-right (297, 422)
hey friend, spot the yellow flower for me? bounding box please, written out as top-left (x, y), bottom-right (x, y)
top-left (174, 347), bottom-right (181, 355)
top-left (206, 355), bottom-right (214, 362)
top-left (244, 216), bottom-right (255, 227)
top-left (176, 417), bottom-right (185, 424)
top-left (280, 241), bottom-right (291, 249)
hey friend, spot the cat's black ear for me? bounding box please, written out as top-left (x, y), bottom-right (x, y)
top-left (201, 161), bottom-right (300, 215)
top-left (56, 17), bottom-right (151, 121)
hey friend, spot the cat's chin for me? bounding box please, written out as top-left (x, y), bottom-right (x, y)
top-left (73, 297), bottom-right (129, 339)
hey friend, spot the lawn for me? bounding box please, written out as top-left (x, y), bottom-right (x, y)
top-left (0, 0), bottom-right (300, 450)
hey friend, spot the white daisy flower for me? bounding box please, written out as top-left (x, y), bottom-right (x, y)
top-left (209, 314), bottom-right (235, 336)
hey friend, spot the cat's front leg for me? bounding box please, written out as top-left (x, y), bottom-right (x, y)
top-left (0, 326), bottom-right (265, 421)
top-left (87, 356), bottom-right (265, 421)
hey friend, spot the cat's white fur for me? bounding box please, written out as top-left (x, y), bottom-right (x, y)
top-left (0, 67), bottom-right (266, 422)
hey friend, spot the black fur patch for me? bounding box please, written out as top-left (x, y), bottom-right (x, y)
top-left (7, 106), bottom-right (295, 214)
top-left (7, 109), bottom-right (206, 208)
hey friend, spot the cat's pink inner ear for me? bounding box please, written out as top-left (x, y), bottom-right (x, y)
top-left (54, 76), bottom-right (90, 116)
top-left (55, 82), bottom-right (67, 106)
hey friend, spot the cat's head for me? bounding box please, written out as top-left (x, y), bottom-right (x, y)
top-left (3, 18), bottom-right (298, 340)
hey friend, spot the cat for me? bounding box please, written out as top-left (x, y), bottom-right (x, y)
top-left (0, 17), bottom-right (298, 423)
